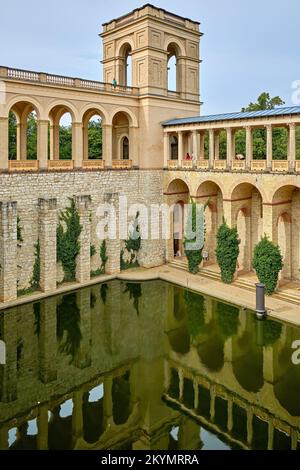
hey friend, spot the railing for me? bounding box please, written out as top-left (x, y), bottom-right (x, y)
top-left (82, 159), bottom-right (105, 170)
top-left (112, 159), bottom-right (133, 169)
top-left (232, 160), bottom-right (246, 171)
top-left (182, 160), bottom-right (193, 169)
top-left (167, 160), bottom-right (178, 169)
top-left (251, 160), bottom-right (267, 172)
top-left (214, 160), bottom-right (227, 170)
top-left (8, 160), bottom-right (39, 172)
top-left (197, 160), bottom-right (209, 170)
top-left (48, 160), bottom-right (74, 171)
top-left (0, 66), bottom-right (140, 96)
top-left (272, 160), bottom-right (289, 172)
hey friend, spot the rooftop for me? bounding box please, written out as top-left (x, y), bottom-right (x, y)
top-left (102, 3), bottom-right (200, 27)
top-left (162, 106), bottom-right (300, 127)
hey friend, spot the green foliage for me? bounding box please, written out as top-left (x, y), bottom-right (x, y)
top-left (30, 239), bottom-right (40, 290)
top-left (258, 318), bottom-right (283, 346)
top-left (184, 290), bottom-right (205, 339)
top-left (57, 293), bottom-right (82, 362)
top-left (216, 220), bottom-right (240, 284)
top-left (9, 112), bottom-right (17, 160)
top-left (216, 302), bottom-right (240, 339)
top-left (17, 216), bottom-right (23, 243)
top-left (184, 201), bottom-right (205, 274)
top-left (26, 112), bottom-right (37, 160)
top-left (241, 92), bottom-right (285, 112)
top-left (252, 235), bottom-right (283, 295)
top-left (87, 119), bottom-right (102, 159)
top-left (121, 213), bottom-right (141, 270)
top-left (90, 245), bottom-right (96, 258)
top-left (57, 198), bottom-right (82, 281)
top-left (124, 282), bottom-right (142, 315)
top-left (100, 240), bottom-right (108, 272)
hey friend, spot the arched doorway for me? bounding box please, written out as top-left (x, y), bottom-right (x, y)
top-left (82, 109), bottom-right (103, 160)
top-left (49, 105), bottom-right (74, 161)
top-left (196, 181), bottom-right (224, 265)
top-left (165, 179), bottom-right (190, 260)
top-left (112, 112), bottom-right (130, 160)
top-left (8, 101), bottom-right (39, 161)
top-left (231, 183), bottom-right (263, 274)
top-left (272, 185), bottom-right (300, 282)
top-left (119, 43), bottom-right (132, 87)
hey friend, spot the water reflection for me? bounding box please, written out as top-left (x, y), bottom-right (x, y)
top-left (0, 280), bottom-right (300, 450)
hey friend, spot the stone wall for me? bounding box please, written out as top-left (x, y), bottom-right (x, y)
top-left (0, 170), bottom-right (164, 302)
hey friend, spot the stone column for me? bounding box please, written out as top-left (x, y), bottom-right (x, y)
top-left (193, 379), bottom-right (199, 410)
top-left (104, 193), bottom-right (120, 275)
top-left (210, 386), bottom-right (216, 422)
top-left (214, 130), bottom-right (220, 160)
top-left (74, 195), bottom-right (91, 283)
top-left (37, 404), bottom-right (49, 450)
top-left (267, 421), bottom-right (274, 450)
top-left (247, 409), bottom-right (253, 446)
top-left (72, 122), bottom-right (83, 169)
top-left (226, 128), bottom-right (234, 169)
top-left (178, 368), bottom-right (184, 401)
top-left (266, 124), bottom-right (273, 170)
top-left (39, 297), bottom-right (57, 384)
top-left (178, 131), bottom-right (183, 166)
top-left (0, 117), bottom-right (9, 171)
top-left (192, 130), bottom-right (198, 160)
top-left (262, 204), bottom-right (275, 240)
top-left (163, 132), bottom-right (170, 167)
top-left (103, 376), bottom-right (114, 428)
top-left (129, 126), bottom-right (139, 168)
top-left (209, 129), bottom-right (215, 168)
top-left (72, 389), bottom-right (84, 444)
top-left (288, 123), bottom-right (296, 172)
top-left (37, 120), bottom-right (49, 170)
top-left (20, 119), bottom-right (27, 160)
top-left (245, 126), bottom-right (253, 170)
top-left (103, 124), bottom-right (113, 168)
top-left (227, 399), bottom-right (233, 432)
top-left (199, 131), bottom-right (205, 160)
top-left (49, 124), bottom-right (59, 160)
top-left (0, 426), bottom-right (8, 450)
top-left (38, 198), bottom-right (57, 293)
top-left (16, 123), bottom-right (21, 160)
top-left (75, 288), bottom-right (91, 369)
top-left (0, 201), bottom-right (17, 302)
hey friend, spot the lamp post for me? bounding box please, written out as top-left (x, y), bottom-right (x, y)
top-left (256, 283), bottom-right (266, 320)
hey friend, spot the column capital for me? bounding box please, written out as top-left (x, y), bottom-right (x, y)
top-left (265, 123), bottom-right (273, 130)
top-left (288, 122), bottom-right (296, 130)
top-left (37, 120), bottom-right (49, 125)
top-left (38, 198), bottom-right (57, 211)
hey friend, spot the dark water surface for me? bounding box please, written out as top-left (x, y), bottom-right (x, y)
top-left (0, 280), bottom-right (299, 450)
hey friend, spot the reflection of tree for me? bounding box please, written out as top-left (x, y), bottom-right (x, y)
top-left (33, 302), bottom-right (41, 336)
top-left (124, 283), bottom-right (142, 315)
top-left (216, 302), bottom-right (240, 339)
top-left (57, 293), bottom-right (82, 362)
top-left (259, 319), bottom-right (283, 347)
top-left (100, 283), bottom-right (108, 305)
top-left (184, 290), bottom-right (205, 340)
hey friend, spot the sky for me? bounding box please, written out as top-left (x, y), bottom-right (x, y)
top-left (1, 0), bottom-right (300, 115)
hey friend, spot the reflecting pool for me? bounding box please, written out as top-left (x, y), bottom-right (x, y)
top-left (0, 280), bottom-right (300, 450)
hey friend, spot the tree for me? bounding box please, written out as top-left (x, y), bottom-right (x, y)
top-left (252, 235), bottom-right (283, 295)
top-left (184, 201), bottom-right (205, 274)
top-left (215, 220), bottom-right (240, 284)
top-left (242, 92), bottom-right (285, 112)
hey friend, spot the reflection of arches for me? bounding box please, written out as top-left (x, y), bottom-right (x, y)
top-left (167, 327), bottom-right (190, 355)
top-left (83, 388), bottom-right (104, 443)
top-left (82, 108), bottom-right (104, 160)
top-left (8, 101), bottom-right (39, 161)
top-left (112, 372), bottom-right (132, 425)
top-left (197, 333), bottom-right (225, 372)
top-left (196, 181), bottom-right (224, 264)
top-left (274, 361), bottom-right (300, 416)
top-left (49, 104), bottom-right (75, 161)
top-left (48, 404), bottom-right (72, 450)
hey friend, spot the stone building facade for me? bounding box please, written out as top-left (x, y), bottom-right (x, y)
top-left (1, 4), bottom-right (300, 304)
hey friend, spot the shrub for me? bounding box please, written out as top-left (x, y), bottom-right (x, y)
top-left (215, 220), bottom-right (240, 284)
top-left (184, 201), bottom-right (205, 274)
top-left (253, 235), bottom-right (283, 295)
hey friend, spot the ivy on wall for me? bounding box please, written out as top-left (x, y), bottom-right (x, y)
top-left (17, 239), bottom-right (40, 297)
top-left (91, 240), bottom-right (108, 278)
top-left (252, 235), bottom-right (283, 295)
top-left (121, 212), bottom-right (141, 271)
top-left (184, 290), bottom-right (206, 339)
top-left (215, 220), bottom-right (240, 284)
top-left (57, 198), bottom-right (82, 282)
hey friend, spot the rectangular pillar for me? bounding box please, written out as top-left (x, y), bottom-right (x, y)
top-left (209, 129), bottom-right (215, 168)
top-left (129, 126), bottom-right (139, 167)
top-left (103, 124), bottom-right (113, 168)
top-left (37, 404), bottom-right (49, 450)
top-left (214, 131), bottom-right (220, 160)
top-left (288, 123), bottom-right (296, 172)
top-left (163, 132), bottom-right (170, 167)
top-left (75, 195), bottom-right (91, 283)
top-left (72, 122), bottom-right (83, 169)
top-left (75, 288), bottom-right (91, 369)
top-left (39, 297), bottom-right (57, 383)
top-left (226, 128), bottom-right (234, 169)
top-left (266, 124), bottom-right (273, 170)
top-left (72, 390), bottom-right (84, 444)
top-left (104, 193), bottom-right (120, 275)
top-left (245, 126), bottom-right (253, 170)
top-left (0, 201), bottom-right (17, 302)
top-left (178, 131), bottom-right (183, 166)
top-left (37, 120), bottom-right (49, 170)
top-left (199, 131), bottom-right (205, 160)
top-left (0, 117), bottom-right (8, 171)
top-left (38, 198), bottom-right (57, 292)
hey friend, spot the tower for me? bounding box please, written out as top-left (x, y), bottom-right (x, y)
top-left (101, 4), bottom-right (202, 168)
